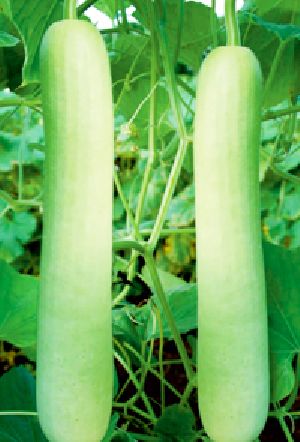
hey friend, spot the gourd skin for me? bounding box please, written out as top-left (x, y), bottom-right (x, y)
top-left (194, 47), bottom-right (269, 442)
top-left (37, 20), bottom-right (113, 442)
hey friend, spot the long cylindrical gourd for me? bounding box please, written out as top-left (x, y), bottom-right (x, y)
top-left (194, 46), bottom-right (269, 442)
top-left (37, 20), bottom-right (113, 442)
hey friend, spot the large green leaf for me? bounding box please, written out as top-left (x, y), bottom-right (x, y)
top-left (166, 184), bottom-right (195, 227)
top-left (0, 125), bottom-right (43, 172)
top-left (0, 200), bottom-right (37, 262)
top-left (109, 32), bottom-right (150, 89)
top-left (0, 30), bottom-right (19, 47)
top-left (270, 352), bottom-right (295, 403)
top-left (264, 242), bottom-right (300, 402)
top-left (240, 1), bottom-right (300, 106)
top-left (0, 367), bottom-right (46, 442)
top-left (0, 0), bottom-right (11, 17)
top-left (139, 266), bottom-right (197, 339)
top-left (9, 0), bottom-right (63, 86)
top-left (179, 2), bottom-right (213, 72)
top-left (153, 404), bottom-right (196, 441)
top-left (134, 0), bottom-right (212, 72)
top-left (246, 13), bottom-right (300, 40)
top-left (241, 18), bottom-right (296, 106)
top-left (264, 242), bottom-right (300, 354)
top-left (94, 0), bottom-right (121, 19)
top-left (0, 260), bottom-right (38, 348)
top-left (243, 0), bottom-right (300, 17)
top-left (0, 13), bottom-right (24, 89)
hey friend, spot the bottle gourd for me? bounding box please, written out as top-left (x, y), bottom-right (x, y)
top-left (194, 46), bottom-right (269, 441)
top-left (37, 20), bottom-right (113, 442)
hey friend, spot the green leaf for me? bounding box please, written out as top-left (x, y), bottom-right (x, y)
top-left (281, 192), bottom-right (300, 220)
top-left (116, 76), bottom-right (170, 144)
top-left (276, 144), bottom-right (300, 172)
top-left (113, 196), bottom-right (125, 221)
top-left (142, 165), bottom-right (170, 219)
top-left (154, 404), bottom-right (196, 441)
top-left (0, 30), bottom-right (19, 47)
top-left (142, 266), bottom-right (189, 292)
top-left (102, 413), bottom-right (120, 442)
top-left (94, 0), bottom-right (119, 19)
top-left (111, 430), bottom-right (136, 442)
top-left (0, 0), bottom-right (11, 17)
top-left (110, 33), bottom-right (150, 94)
top-left (0, 367), bottom-right (46, 441)
top-left (265, 242), bottom-right (300, 353)
top-left (0, 260), bottom-right (38, 348)
top-left (290, 219), bottom-right (300, 248)
top-left (0, 131), bottom-right (19, 170)
top-left (243, 0), bottom-right (300, 17)
top-left (0, 13), bottom-right (24, 89)
top-left (179, 2), bottom-right (212, 71)
top-left (0, 200), bottom-right (37, 262)
top-left (261, 187), bottom-right (278, 213)
top-left (264, 242), bottom-right (300, 401)
top-left (10, 0), bottom-right (63, 86)
top-left (134, 0), bottom-right (212, 72)
top-left (112, 305), bottom-right (153, 365)
top-left (167, 184), bottom-right (195, 227)
top-left (246, 13), bottom-right (300, 41)
top-left (163, 234), bottom-right (193, 266)
top-left (240, 12), bottom-right (298, 106)
top-left (137, 283), bottom-right (197, 340)
top-left (263, 214), bottom-right (287, 244)
top-left (0, 123), bottom-right (44, 172)
top-left (270, 352), bottom-right (295, 403)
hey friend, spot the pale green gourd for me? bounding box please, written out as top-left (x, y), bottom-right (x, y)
top-left (194, 46), bottom-right (269, 442)
top-left (37, 20), bottom-right (113, 442)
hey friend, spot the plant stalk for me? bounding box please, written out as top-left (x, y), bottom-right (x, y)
top-left (210, 0), bottom-right (218, 48)
top-left (144, 249), bottom-right (193, 381)
top-left (63, 0), bottom-right (77, 19)
top-left (225, 0), bottom-right (240, 46)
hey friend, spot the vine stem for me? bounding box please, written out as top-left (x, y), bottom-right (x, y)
top-left (146, 2), bottom-right (191, 249)
top-left (144, 249), bottom-right (193, 381)
top-left (63, 0), bottom-right (77, 19)
top-left (180, 375), bottom-right (197, 406)
top-left (114, 40), bottom-right (149, 113)
top-left (0, 411), bottom-right (37, 416)
top-left (262, 104), bottom-right (300, 121)
top-left (264, 39), bottom-right (289, 103)
top-left (18, 107), bottom-right (29, 200)
top-left (122, 2), bottom-right (158, 297)
top-left (210, 0), bottom-right (218, 48)
top-left (173, 0), bottom-right (184, 66)
top-left (225, 0), bottom-right (241, 46)
top-left (113, 239), bottom-right (147, 256)
top-left (134, 1), bottom-right (157, 239)
top-left (260, 150), bottom-right (300, 187)
top-left (155, 1), bottom-right (186, 139)
top-left (149, 138), bottom-right (190, 249)
top-left (114, 350), bottom-right (157, 424)
top-left (113, 403), bottom-right (154, 426)
top-left (285, 353), bottom-right (300, 411)
top-left (114, 242), bottom-right (193, 380)
top-left (138, 227), bottom-right (196, 237)
top-left (278, 414), bottom-right (294, 442)
top-left (114, 169), bottom-right (141, 240)
top-left (123, 340), bottom-right (182, 399)
top-left (0, 189), bottom-right (42, 211)
top-left (0, 98), bottom-right (41, 108)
